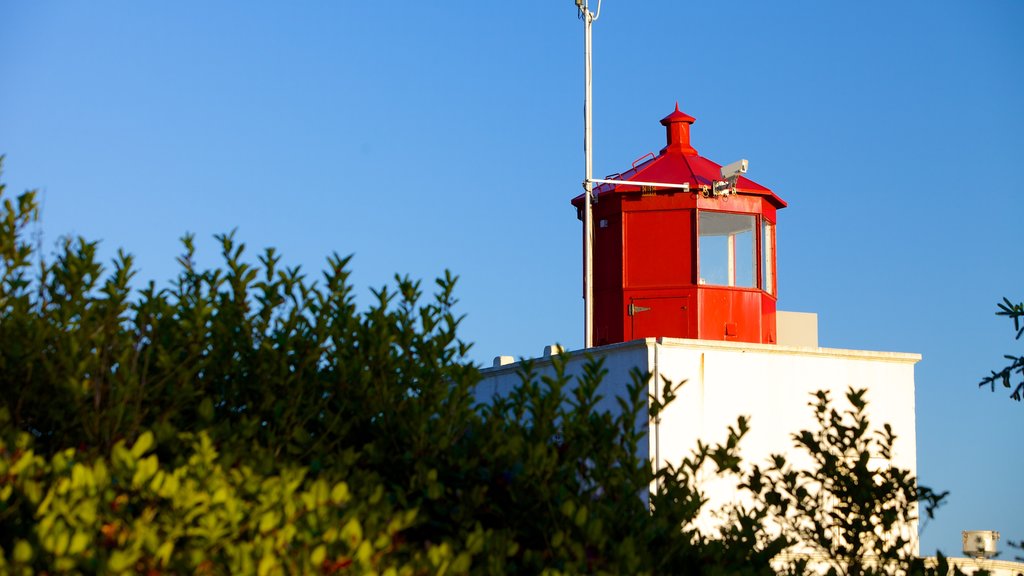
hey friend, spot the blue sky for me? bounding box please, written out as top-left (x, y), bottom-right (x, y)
top-left (2, 0), bottom-right (1022, 556)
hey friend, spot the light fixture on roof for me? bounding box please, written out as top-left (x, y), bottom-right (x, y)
top-left (713, 159), bottom-right (749, 197)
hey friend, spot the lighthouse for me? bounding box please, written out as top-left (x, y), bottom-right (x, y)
top-left (479, 101), bottom-right (921, 554)
top-left (571, 104), bottom-right (787, 347)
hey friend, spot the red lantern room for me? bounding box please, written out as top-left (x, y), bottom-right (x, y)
top-left (571, 103), bottom-right (787, 347)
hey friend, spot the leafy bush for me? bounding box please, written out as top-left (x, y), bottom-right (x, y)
top-left (741, 389), bottom-right (948, 576)
top-left (0, 426), bottom-right (428, 575)
top-left (979, 297), bottom-right (1024, 402)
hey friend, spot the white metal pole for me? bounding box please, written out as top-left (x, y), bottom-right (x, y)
top-left (590, 178), bottom-right (690, 191)
top-left (583, 3), bottom-right (594, 349)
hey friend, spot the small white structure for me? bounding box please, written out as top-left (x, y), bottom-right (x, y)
top-left (924, 526), bottom-right (1024, 576)
top-left (963, 530), bottom-right (1000, 560)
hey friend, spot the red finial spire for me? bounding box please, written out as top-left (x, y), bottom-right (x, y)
top-left (660, 102), bottom-right (697, 156)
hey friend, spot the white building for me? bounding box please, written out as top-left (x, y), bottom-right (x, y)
top-left (482, 104), bottom-right (927, 563)
top-left (479, 313), bottom-right (923, 554)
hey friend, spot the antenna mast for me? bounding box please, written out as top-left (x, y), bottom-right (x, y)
top-left (577, 0), bottom-right (600, 348)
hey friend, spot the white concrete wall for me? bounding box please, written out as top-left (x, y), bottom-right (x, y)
top-left (651, 338), bottom-right (920, 553)
top-left (941, 557), bottom-right (1024, 576)
top-left (477, 340), bottom-right (655, 463)
top-left (479, 337), bottom-right (922, 553)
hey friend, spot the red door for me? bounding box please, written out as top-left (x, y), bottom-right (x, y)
top-left (629, 296), bottom-right (690, 340)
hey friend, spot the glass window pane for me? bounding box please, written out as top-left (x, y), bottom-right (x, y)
top-left (698, 212), bottom-right (756, 288)
top-left (699, 233), bottom-right (729, 286)
top-left (762, 220), bottom-right (775, 295)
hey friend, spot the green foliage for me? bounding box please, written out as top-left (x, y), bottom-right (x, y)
top-left (741, 389), bottom-right (949, 576)
top-left (977, 296), bottom-right (1024, 558)
top-left (979, 297), bottom-right (1024, 402)
top-left (0, 160), bottom-right (956, 574)
top-left (0, 421), bottom-right (429, 575)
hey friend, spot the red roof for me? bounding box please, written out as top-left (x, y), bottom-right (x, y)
top-left (573, 104), bottom-right (786, 208)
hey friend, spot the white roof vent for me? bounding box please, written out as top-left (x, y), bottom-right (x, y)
top-left (492, 355), bottom-right (515, 367)
top-left (543, 344), bottom-right (565, 357)
top-left (962, 530), bottom-right (999, 560)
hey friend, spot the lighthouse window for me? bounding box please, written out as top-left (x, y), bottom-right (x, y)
top-left (698, 212), bottom-right (756, 288)
top-left (763, 219), bottom-right (775, 296)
